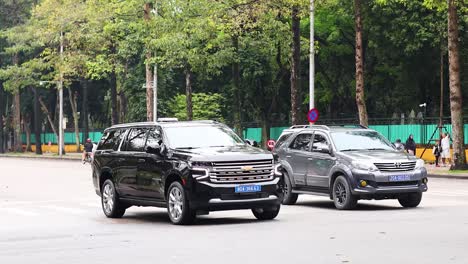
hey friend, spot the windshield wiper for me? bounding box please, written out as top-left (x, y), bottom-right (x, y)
top-left (209, 145), bottom-right (227, 148)
top-left (176, 147), bottom-right (199, 150)
top-left (366, 148), bottom-right (388, 151)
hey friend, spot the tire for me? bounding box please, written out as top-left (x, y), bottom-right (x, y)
top-left (167, 181), bottom-right (196, 225)
top-left (332, 176), bottom-right (358, 210)
top-left (282, 172), bottom-right (298, 205)
top-left (101, 179), bottom-right (126, 218)
top-left (398, 192), bottom-right (422, 208)
top-left (252, 205), bottom-right (281, 220)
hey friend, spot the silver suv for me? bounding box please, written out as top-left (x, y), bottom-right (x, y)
top-left (274, 125), bottom-right (428, 209)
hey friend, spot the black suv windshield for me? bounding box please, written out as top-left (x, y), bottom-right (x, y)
top-left (331, 130), bottom-right (395, 151)
top-left (165, 125), bottom-right (244, 149)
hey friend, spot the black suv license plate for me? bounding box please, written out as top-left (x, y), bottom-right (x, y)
top-left (235, 185), bottom-right (261, 193)
top-left (389, 175), bottom-right (411, 182)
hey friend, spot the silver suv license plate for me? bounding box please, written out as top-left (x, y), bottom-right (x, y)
top-left (389, 175), bottom-right (411, 182)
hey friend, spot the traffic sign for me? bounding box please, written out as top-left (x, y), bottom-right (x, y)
top-left (307, 108), bottom-right (319, 123)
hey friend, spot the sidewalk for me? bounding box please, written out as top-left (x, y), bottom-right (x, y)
top-left (0, 152), bottom-right (82, 161)
top-left (425, 164), bottom-right (468, 180)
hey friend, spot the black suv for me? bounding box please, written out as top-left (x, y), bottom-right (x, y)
top-left (92, 120), bottom-right (283, 224)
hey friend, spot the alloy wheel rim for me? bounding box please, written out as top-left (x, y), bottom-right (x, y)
top-left (335, 182), bottom-right (347, 205)
top-left (102, 183), bottom-right (114, 214)
top-left (168, 187), bottom-right (184, 221)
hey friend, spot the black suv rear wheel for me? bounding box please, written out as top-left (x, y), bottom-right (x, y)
top-left (101, 179), bottom-right (126, 218)
top-left (332, 176), bottom-right (358, 210)
top-left (282, 172), bottom-right (298, 205)
top-left (398, 192), bottom-right (422, 208)
top-left (167, 181), bottom-right (196, 225)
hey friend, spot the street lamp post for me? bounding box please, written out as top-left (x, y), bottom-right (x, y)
top-left (309, 0), bottom-right (315, 111)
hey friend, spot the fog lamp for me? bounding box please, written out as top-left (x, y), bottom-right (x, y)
top-left (422, 178), bottom-right (428, 184)
top-left (360, 180), bottom-right (368, 187)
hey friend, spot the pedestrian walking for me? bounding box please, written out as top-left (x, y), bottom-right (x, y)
top-left (432, 140), bottom-right (442, 167)
top-left (441, 133), bottom-right (451, 166)
top-left (405, 134), bottom-right (416, 155)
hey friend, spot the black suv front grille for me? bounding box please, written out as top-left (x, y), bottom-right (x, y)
top-left (210, 160), bottom-right (274, 184)
top-left (374, 161), bottom-right (416, 172)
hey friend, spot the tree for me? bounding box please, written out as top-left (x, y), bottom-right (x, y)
top-left (290, 4), bottom-right (301, 125)
top-left (354, 0), bottom-right (368, 126)
top-left (447, 0), bottom-right (466, 168)
top-left (170, 93), bottom-right (224, 121)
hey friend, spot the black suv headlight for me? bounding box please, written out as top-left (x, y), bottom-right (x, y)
top-left (188, 161), bottom-right (211, 180)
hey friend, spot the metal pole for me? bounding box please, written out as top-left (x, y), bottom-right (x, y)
top-left (153, 64), bottom-right (158, 122)
top-left (59, 31), bottom-right (64, 157)
top-left (153, 2), bottom-right (158, 122)
top-left (309, 0), bottom-right (315, 110)
top-left (439, 48), bottom-right (444, 134)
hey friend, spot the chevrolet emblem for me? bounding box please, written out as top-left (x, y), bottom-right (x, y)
top-left (241, 166), bottom-right (254, 171)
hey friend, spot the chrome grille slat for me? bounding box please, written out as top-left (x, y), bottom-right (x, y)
top-left (210, 160), bottom-right (274, 184)
top-left (374, 162), bottom-right (416, 172)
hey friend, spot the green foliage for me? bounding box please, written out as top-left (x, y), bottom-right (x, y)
top-left (169, 93), bottom-right (225, 121)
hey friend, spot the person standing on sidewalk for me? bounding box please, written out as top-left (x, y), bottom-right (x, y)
top-left (441, 133), bottom-right (451, 166)
top-left (405, 134), bottom-right (416, 155)
top-left (432, 140), bottom-right (442, 167)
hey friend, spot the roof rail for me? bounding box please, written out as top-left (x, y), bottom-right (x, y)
top-left (157, 117), bottom-right (178, 122)
top-left (289, 125), bottom-right (330, 130)
top-left (327, 124), bottom-right (368, 129)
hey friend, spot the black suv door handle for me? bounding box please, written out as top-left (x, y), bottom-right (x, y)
top-left (138, 158), bottom-right (146, 163)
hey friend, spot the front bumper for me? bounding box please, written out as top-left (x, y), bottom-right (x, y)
top-left (350, 168), bottom-right (428, 198)
top-left (188, 177), bottom-right (283, 211)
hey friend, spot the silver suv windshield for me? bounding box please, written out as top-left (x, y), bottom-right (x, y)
top-left (165, 125), bottom-right (244, 149)
top-left (331, 130), bottom-right (395, 151)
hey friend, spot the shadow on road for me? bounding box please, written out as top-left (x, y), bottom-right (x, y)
top-left (295, 200), bottom-right (406, 211)
top-left (120, 211), bottom-right (263, 226)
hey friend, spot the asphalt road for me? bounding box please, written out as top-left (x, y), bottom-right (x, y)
top-left (1, 158), bottom-right (468, 264)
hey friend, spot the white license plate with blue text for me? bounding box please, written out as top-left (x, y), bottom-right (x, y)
top-left (235, 185), bottom-right (261, 193)
top-left (388, 175), bottom-right (411, 182)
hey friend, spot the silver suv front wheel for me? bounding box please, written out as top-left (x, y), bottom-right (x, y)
top-left (332, 176), bottom-right (358, 210)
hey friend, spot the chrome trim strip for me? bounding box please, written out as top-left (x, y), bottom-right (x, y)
top-left (208, 195), bottom-right (278, 204)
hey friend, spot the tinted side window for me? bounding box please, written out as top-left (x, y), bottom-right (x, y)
top-left (112, 129), bottom-right (127, 151)
top-left (124, 128), bottom-right (149, 152)
top-left (146, 128), bottom-right (162, 149)
top-left (289, 133), bottom-right (312, 151)
top-left (98, 129), bottom-right (123, 150)
top-left (274, 133), bottom-right (292, 149)
top-left (311, 133), bottom-right (329, 151)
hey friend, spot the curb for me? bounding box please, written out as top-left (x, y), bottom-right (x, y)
top-left (427, 173), bottom-right (468, 180)
top-left (0, 154), bottom-right (81, 161)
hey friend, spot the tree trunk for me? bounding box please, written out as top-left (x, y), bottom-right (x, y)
top-left (354, 0), bottom-right (368, 127)
top-left (0, 83), bottom-right (4, 153)
top-left (260, 114), bottom-right (271, 150)
top-left (110, 69), bottom-right (118, 125)
top-left (34, 87), bottom-right (42, 154)
top-left (185, 67), bottom-right (193, 121)
top-left (81, 79), bottom-right (89, 143)
top-left (118, 91), bottom-right (127, 123)
top-left (232, 36), bottom-right (242, 136)
top-left (13, 91), bottom-right (22, 152)
top-left (67, 87), bottom-right (81, 152)
top-left (290, 5), bottom-right (301, 125)
top-left (447, 0), bottom-right (466, 169)
top-left (25, 115), bottom-right (32, 152)
top-left (39, 96), bottom-right (59, 145)
top-left (144, 2), bottom-right (154, 122)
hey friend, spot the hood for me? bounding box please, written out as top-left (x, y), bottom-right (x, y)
top-left (172, 145), bottom-right (273, 162)
top-left (338, 149), bottom-right (417, 162)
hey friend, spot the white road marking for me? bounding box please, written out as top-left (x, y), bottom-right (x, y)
top-left (0, 208), bottom-right (39, 216)
top-left (39, 205), bottom-right (87, 215)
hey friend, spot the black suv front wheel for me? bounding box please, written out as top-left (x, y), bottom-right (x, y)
top-left (252, 205), bottom-right (280, 220)
top-left (332, 176), bottom-right (358, 210)
top-left (167, 181), bottom-right (196, 225)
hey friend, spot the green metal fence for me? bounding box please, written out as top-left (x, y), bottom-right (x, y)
top-left (22, 132), bottom-right (103, 145)
top-left (243, 124), bottom-right (468, 145)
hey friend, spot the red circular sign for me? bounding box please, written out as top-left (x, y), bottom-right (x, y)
top-left (307, 108), bottom-right (320, 123)
top-left (267, 140), bottom-right (276, 148)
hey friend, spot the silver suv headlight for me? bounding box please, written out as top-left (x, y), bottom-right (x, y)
top-left (415, 159), bottom-right (425, 169)
top-left (352, 160), bottom-right (379, 172)
top-left (274, 164), bottom-right (282, 176)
